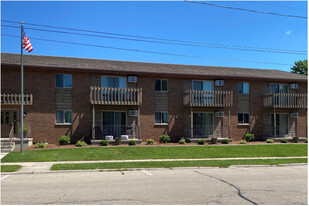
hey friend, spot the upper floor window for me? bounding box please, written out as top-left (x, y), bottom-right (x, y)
top-left (155, 79), bottom-right (168, 92)
top-left (270, 83), bottom-right (288, 94)
top-left (56, 74), bottom-right (72, 88)
top-left (192, 80), bottom-right (213, 91)
top-left (238, 82), bottom-right (249, 94)
top-left (56, 110), bottom-right (72, 124)
top-left (102, 76), bottom-right (126, 88)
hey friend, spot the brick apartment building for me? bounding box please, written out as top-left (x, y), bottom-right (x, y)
top-left (1, 53), bottom-right (307, 145)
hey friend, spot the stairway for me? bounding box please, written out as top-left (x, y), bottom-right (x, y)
top-left (1, 139), bottom-right (15, 152)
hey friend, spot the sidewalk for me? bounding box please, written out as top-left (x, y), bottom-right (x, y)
top-left (2, 156), bottom-right (307, 173)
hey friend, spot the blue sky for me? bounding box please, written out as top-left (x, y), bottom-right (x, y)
top-left (1, 1), bottom-right (307, 71)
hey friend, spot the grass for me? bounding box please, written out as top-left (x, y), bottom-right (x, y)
top-left (50, 158), bottom-right (308, 170)
top-left (1, 165), bottom-right (22, 172)
top-left (2, 144), bottom-right (307, 163)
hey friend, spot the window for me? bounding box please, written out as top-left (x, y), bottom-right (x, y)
top-left (102, 76), bottom-right (126, 88)
top-left (238, 82), bottom-right (249, 94)
top-left (270, 84), bottom-right (288, 94)
top-left (56, 74), bottom-right (72, 88)
top-left (155, 79), bottom-right (168, 92)
top-left (56, 110), bottom-right (72, 124)
top-left (155, 112), bottom-right (168, 124)
top-left (238, 113), bottom-right (249, 125)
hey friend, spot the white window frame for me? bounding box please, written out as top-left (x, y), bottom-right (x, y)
top-left (238, 82), bottom-right (249, 94)
top-left (55, 74), bottom-right (72, 88)
top-left (270, 83), bottom-right (289, 94)
top-left (101, 75), bottom-right (127, 88)
top-left (238, 113), bottom-right (250, 125)
top-left (154, 111), bottom-right (169, 125)
top-left (55, 110), bottom-right (73, 125)
top-left (192, 80), bottom-right (214, 91)
top-left (155, 79), bottom-right (168, 92)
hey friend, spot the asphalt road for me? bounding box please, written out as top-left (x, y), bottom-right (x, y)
top-left (1, 165), bottom-right (307, 205)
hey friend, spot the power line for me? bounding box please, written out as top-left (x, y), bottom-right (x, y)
top-left (1, 34), bottom-right (294, 66)
top-left (184, 0), bottom-right (307, 19)
top-left (252, 2), bottom-right (307, 11)
top-left (2, 19), bottom-right (306, 53)
top-left (2, 24), bottom-right (306, 55)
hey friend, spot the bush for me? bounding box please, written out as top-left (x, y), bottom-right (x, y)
top-left (115, 138), bottom-right (122, 145)
top-left (293, 137), bottom-right (299, 143)
top-left (239, 140), bottom-right (247, 144)
top-left (211, 137), bottom-right (217, 144)
top-left (305, 139), bottom-right (308, 143)
top-left (100, 140), bottom-right (109, 146)
top-left (266, 139), bottom-right (274, 143)
top-left (159, 135), bottom-right (170, 143)
top-left (179, 139), bottom-right (186, 144)
top-left (36, 141), bottom-right (46, 148)
top-left (245, 134), bottom-right (255, 142)
top-left (197, 139), bottom-right (205, 145)
top-left (146, 139), bottom-right (155, 145)
top-left (128, 140), bottom-right (136, 146)
top-left (58, 135), bottom-right (70, 145)
top-left (281, 139), bottom-right (288, 143)
top-left (75, 137), bottom-right (87, 147)
top-left (222, 139), bottom-right (229, 144)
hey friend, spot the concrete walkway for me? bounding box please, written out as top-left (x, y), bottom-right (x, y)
top-left (1, 156), bottom-right (307, 174)
top-left (0, 152), bottom-right (9, 160)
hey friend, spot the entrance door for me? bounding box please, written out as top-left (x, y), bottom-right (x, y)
top-left (1, 110), bottom-right (18, 138)
top-left (193, 113), bottom-right (213, 137)
top-left (271, 114), bottom-right (288, 137)
top-left (102, 111), bottom-right (126, 138)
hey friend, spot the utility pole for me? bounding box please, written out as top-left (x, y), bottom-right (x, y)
top-left (20, 21), bottom-right (24, 154)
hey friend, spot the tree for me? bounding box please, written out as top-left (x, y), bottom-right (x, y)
top-left (290, 59), bottom-right (307, 75)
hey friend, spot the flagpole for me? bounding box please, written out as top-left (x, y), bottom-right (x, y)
top-left (20, 21), bottom-right (24, 154)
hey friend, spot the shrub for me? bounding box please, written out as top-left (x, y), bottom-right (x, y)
top-left (222, 139), bottom-right (229, 144)
top-left (245, 134), bottom-right (255, 142)
top-left (211, 137), bottom-right (217, 144)
top-left (115, 138), bottom-right (122, 145)
top-left (128, 140), bottom-right (136, 146)
top-left (146, 139), bottom-right (155, 145)
top-left (266, 139), bottom-right (274, 143)
top-left (197, 139), bottom-right (205, 145)
top-left (281, 139), bottom-right (288, 143)
top-left (58, 135), bottom-right (70, 145)
top-left (293, 137), bottom-right (299, 143)
top-left (179, 139), bottom-right (186, 144)
top-left (159, 135), bottom-right (170, 143)
top-left (75, 137), bottom-right (87, 147)
top-left (100, 140), bottom-right (109, 146)
top-left (36, 141), bottom-right (46, 148)
top-left (239, 140), bottom-right (247, 144)
top-left (305, 139), bottom-right (308, 143)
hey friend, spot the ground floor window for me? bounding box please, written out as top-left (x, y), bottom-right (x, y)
top-left (238, 113), bottom-right (250, 125)
top-left (155, 112), bottom-right (168, 124)
top-left (193, 112), bottom-right (213, 137)
top-left (271, 113), bottom-right (288, 136)
top-left (56, 110), bottom-right (72, 124)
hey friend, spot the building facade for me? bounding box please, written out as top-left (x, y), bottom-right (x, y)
top-left (1, 53), bottom-right (307, 144)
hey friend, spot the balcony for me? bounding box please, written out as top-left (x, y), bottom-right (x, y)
top-left (183, 90), bottom-right (233, 107)
top-left (1, 93), bottom-right (33, 105)
top-left (263, 93), bottom-right (307, 109)
top-left (90, 86), bottom-right (142, 106)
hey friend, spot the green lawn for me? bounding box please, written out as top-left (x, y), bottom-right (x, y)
top-left (2, 144), bottom-right (307, 163)
top-left (1, 165), bottom-right (22, 172)
top-left (51, 158), bottom-right (308, 170)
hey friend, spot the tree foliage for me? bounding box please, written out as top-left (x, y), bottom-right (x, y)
top-left (290, 59), bottom-right (307, 75)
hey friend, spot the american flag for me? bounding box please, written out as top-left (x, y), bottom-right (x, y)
top-left (22, 29), bottom-right (33, 53)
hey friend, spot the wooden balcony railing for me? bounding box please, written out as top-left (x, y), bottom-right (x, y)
top-left (183, 90), bottom-right (233, 107)
top-left (263, 93), bottom-right (307, 109)
top-left (1, 93), bottom-right (33, 105)
top-left (90, 86), bottom-right (142, 105)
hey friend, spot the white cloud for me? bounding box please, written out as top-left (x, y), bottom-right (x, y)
top-left (285, 30), bottom-right (291, 35)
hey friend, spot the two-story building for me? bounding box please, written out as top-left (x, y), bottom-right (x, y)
top-left (1, 53), bottom-right (307, 146)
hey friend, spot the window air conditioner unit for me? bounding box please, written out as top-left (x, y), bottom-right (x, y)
top-left (290, 113), bottom-right (298, 118)
top-left (216, 111), bottom-right (224, 117)
top-left (128, 76), bottom-right (137, 83)
top-left (128, 110), bottom-right (138, 116)
top-left (290, 83), bottom-right (298, 89)
top-left (215, 80), bottom-right (224, 86)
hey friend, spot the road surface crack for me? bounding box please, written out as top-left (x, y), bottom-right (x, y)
top-left (194, 170), bottom-right (258, 205)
